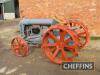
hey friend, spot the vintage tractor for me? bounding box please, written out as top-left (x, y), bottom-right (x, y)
top-left (11, 18), bottom-right (89, 64)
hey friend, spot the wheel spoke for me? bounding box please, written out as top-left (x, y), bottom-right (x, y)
top-left (60, 30), bottom-right (66, 42)
top-left (64, 43), bottom-right (73, 50)
top-left (64, 42), bottom-right (78, 51)
top-left (12, 44), bottom-right (18, 47)
top-left (61, 49), bottom-right (67, 59)
top-left (42, 43), bottom-right (57, 47)
top-left (15, 38), bottom-right (21, 46)
top-left (14, 46), bottom-right (19, 50)
top-left (74, 35), bottom-right (83, 46)
top-left (64, 37), bottom-right (72, 43)
top-left (19, 47), bottom-right (25, 55)
top-left (48, 31), bottom-right (58, 42)
top-left (47, 43), bottom-right (57, 47)
top-left (78, 31), bottom-right (86, 36)
top-left (52, 48), bottom-right (60, 59)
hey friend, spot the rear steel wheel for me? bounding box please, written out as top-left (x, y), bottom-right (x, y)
top-left (42, 25), bottom-right (79, 64)
top-left (64, 19), bottom-right (89, 48)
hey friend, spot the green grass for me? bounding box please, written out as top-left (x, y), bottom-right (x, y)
top-left (90, 36), bottom-right (100, 40)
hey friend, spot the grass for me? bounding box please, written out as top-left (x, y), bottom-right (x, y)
top-left (90, 36), bottom-right (100, 40)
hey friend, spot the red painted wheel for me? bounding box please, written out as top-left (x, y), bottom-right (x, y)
top-left (42, 25), bottom-right (79, 64)
top-left (11, 36), bottom-right (29, 57)
top-left (64, 19), bottom-right (89, 48)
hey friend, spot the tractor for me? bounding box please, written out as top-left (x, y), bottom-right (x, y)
top-left (11, 18), bottom-right (89, 64)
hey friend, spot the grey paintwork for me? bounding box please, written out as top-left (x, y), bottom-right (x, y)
top-left (19, 18), bottom-right (59, 45)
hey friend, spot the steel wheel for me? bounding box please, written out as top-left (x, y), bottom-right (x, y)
top-left (42, 25), bottom-right (79, 64)
top-left (11, 36), bottom-right (29, 57)
top-left (64, 19), bottom-right (89, 48)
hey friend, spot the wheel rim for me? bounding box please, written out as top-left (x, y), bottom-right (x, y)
top-left (11, 36), bottom-right (29, 57)
top-left (42, 25), bottom-right (78, 64)
top-left (64, 19), bottom-right (89, 48)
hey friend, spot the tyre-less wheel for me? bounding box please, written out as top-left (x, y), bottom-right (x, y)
top-left (42, 25), bottom-right (79, 64)
top-left (11, 36), bottom-right (29, 57)
top-left (64, 19), bottom-right (89, 48)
